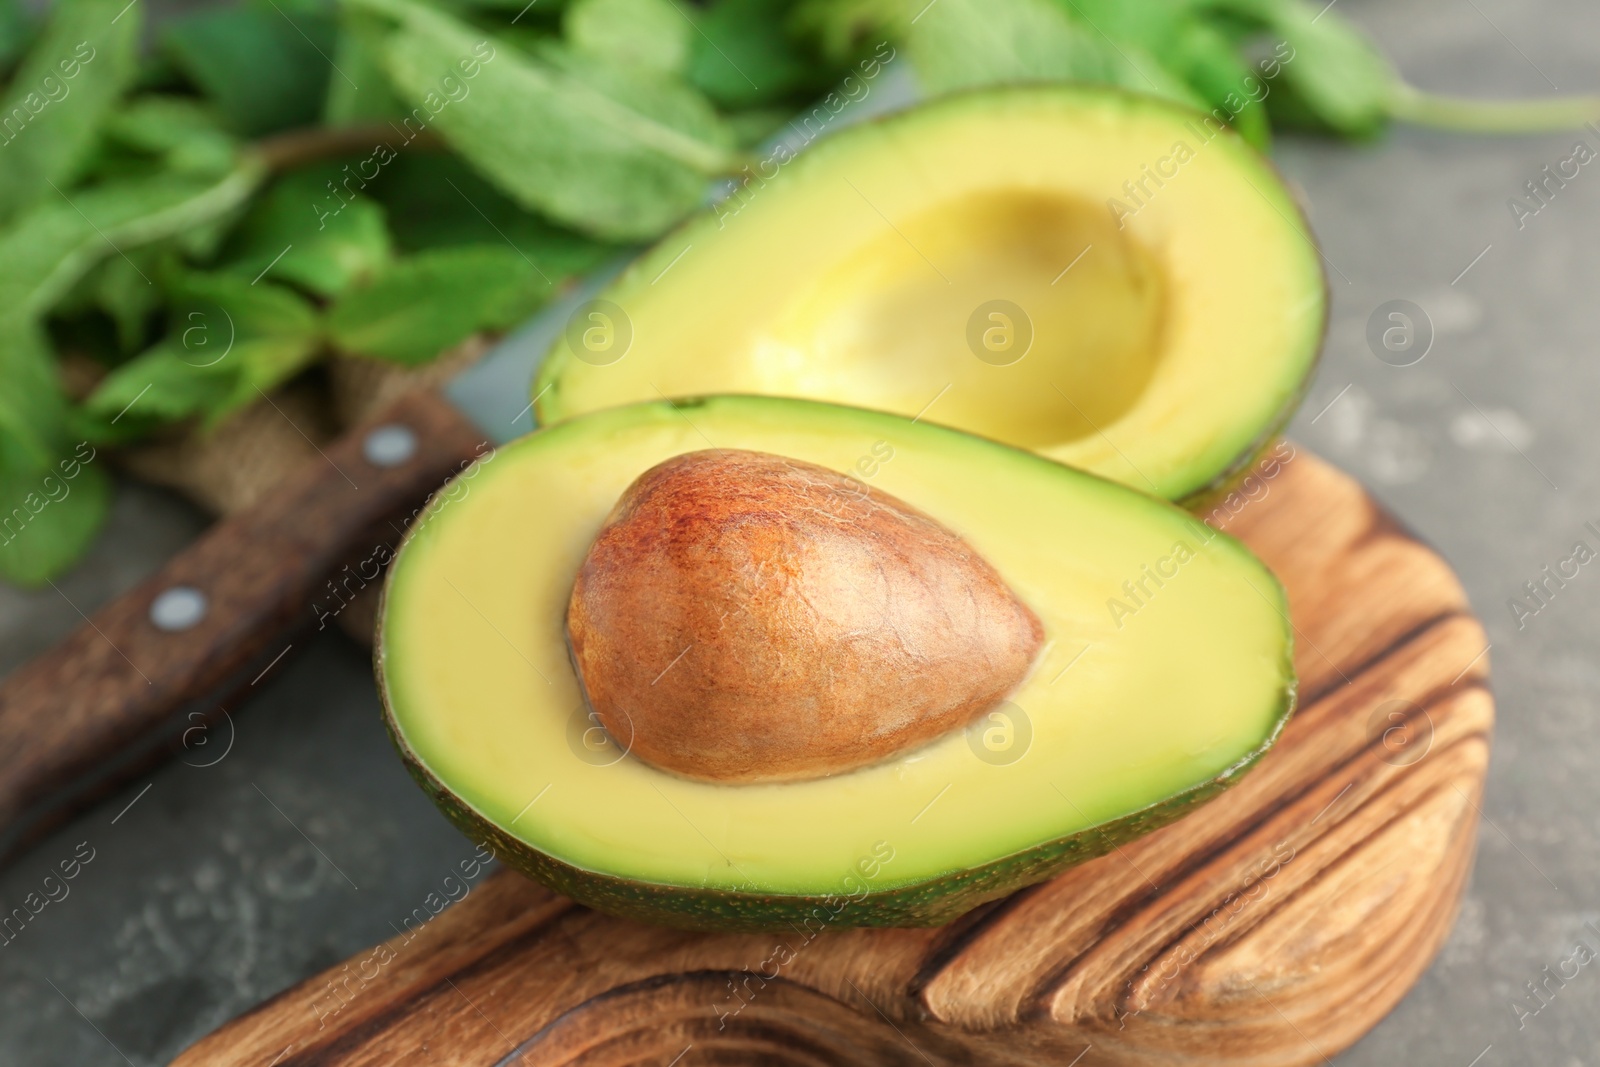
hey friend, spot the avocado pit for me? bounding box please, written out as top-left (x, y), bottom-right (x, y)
top-left (564, 449), bottom-right (1045, 783)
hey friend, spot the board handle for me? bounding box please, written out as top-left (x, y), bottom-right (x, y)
top-left (0, 389), bottom-right (491, 856)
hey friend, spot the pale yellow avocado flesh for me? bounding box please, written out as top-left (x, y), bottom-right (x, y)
top-left (380, 397), bottom-right (1294, 900)
top-left (535, 86), bottom-right (1326, 503)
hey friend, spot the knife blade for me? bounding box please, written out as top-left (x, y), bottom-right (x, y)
top-left (0, 274), bottom-right (611, 861)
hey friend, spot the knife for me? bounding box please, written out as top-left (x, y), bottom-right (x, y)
top-left (0, 278), bottom-right (606, 861)
top-left (0, 64), bottom-right (927, 860)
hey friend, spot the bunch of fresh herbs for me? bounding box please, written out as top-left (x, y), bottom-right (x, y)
top-left (0, 0), bottom-right (1591, 586)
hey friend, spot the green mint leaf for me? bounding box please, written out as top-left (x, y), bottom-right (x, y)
top-left (0, 432), bottom-right (110, 587)
top-left (103, 95), bottom-right (239, 178)
top-left (167, 275), bottom-right (322, 424)
top-left (86, 272), bottom-right (321, 429)
top-left (168, 270), bottom-right (321, 344)
top-left (0, 0), bottom-right (33, 77)
top-left (162, 1), bottom-right (339, 136)
top-left (0, 0), bottom-right (141, 224)
top-left (0, 317), bottom-right (108, 587)
top-left (83, 340), bottom-right (239, 425)
top-left (907, 0), bottom-right (1094, 93)
top-left (1056, 0), bottom-right (1172, 49)
top-left (365, 151), bottom-right (621, 276)
top-left (565, 0), bottom-right (692, 77)
top-left (0, 161), bottom-right (266, 322)
top-left (535, 41), bottom-right (741, 173)
top-left (326, 245), bottom-right (551, 364)
top-left (1187, 0), bottom-right (1280, 28)
top-left (324, 8), bottom-right (407, 126)
top-left (222, 169), bottom-right (394, 297)
top-left (788, 0), bottom-right (903, 66)
top-left (352, 0), bottom-right (738, 240)
top-left (92, 248), bottom-right (165, 352)
top-left (905, 0), bottom-right (1188, 105)
top-left (909, 0), bottom-right (1199, 101)
top-left (688, 0), bottom-right (830, 108)
top-left (1257, 1), bottom-right (1393, 137)
top-left (1161, 17), bottom-right (1273, 148)
top-left (0, 315), bottom-right (66, 467)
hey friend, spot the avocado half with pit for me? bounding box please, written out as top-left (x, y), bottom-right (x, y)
top-left (378, 396), bottom-right (1295, 930)
top-left (533, 85), bottom-right (1325, 506)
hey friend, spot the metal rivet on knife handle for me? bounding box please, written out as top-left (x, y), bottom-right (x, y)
top-left (363, 425), bottom-right (419, 468)
top-left (0, 390), bottom-right (491, 862)
top-left (149, 587), bottom-right (209, 632)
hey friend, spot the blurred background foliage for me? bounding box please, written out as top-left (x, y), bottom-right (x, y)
top-left (0, 0), bottom-right (1592, 585)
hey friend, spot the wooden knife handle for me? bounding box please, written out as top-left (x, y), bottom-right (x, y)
top-left (0, 389), bottom-right (491, 854)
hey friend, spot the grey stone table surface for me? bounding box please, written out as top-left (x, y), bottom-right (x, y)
top-left (4, 1), bottom-right (1600, 1063)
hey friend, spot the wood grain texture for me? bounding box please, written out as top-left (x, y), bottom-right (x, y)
top-left (172, 447), bottom-right (1493, 1067)
top-left (0, 390), bottom-right (491, 857)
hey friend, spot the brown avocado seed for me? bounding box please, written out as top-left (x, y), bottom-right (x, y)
top-left (564, 449), bottom-right (1045, 783)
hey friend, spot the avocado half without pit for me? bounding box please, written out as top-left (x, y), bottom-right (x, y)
top-left (378, 396), bottom-right (1296, 931)
top-left (534, 84), bottom-right (1327, 507)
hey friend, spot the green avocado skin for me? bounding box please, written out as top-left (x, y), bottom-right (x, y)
top-left (378, 633), bottom-right (1295, 933)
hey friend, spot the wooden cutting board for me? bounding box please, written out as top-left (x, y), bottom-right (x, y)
top-left (172, 447), bottom-right (1493, 1067)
